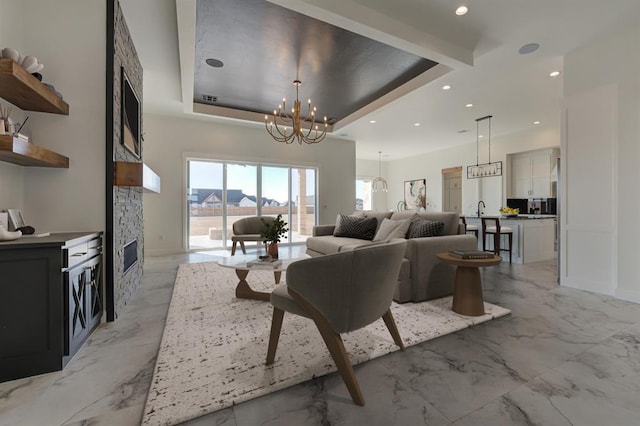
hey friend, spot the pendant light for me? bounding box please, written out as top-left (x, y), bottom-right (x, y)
top-left (372, 151), bottom-right (388, 192)
top-left (467, 115), bottom-right (503, 178)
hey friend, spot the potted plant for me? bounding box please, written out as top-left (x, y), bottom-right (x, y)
top-left (260, 214), bottom-right (288, 259)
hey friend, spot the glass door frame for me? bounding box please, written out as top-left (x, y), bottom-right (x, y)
top-left (185, 157), bottom-right (318, 252)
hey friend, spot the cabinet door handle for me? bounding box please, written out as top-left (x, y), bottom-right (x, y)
top-left (71, 252), bottom-right (87, 257)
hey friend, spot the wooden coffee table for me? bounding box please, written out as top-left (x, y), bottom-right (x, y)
top-left (436, 252), bottom-right (502, 316)
top-left (217, 255), bottom-right (307, 301)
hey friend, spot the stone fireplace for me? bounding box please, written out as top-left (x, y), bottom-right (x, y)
top-left (106, 0), bottom-right (144, 320)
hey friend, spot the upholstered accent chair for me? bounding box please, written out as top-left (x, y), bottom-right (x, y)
top-left (266, 239), bottom-right (407, 406)
top-left (230, 216), bottom-right (274, 255)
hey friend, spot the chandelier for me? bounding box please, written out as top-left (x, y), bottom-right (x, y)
top-left (264, 80), bottom-right (328, 145)
top-left (372, 151), bottom-right (388, 192)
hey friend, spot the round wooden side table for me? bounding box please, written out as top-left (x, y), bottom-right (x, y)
top-left (436, 252), bottom-right (502, 316)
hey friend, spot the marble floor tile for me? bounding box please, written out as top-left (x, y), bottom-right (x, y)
top-left (378, 331), bottom-right (531, 422)
top-left (228, 360), bottom-right (449, 426)
top-left (2, 253), bottom-right (640, 426)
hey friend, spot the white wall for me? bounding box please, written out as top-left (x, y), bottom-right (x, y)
top-left (19, 0), bottom-right (106, 233)
top-left (383, 126), bottom-right (560, 216)
top-left (143, 114), bottom-right (356, 254)
top-left (562, 23), bottom-right (640, 302)
top-left (0, 0), bottom-right (105, 233)
top-left (0, 0), bottom-right (25, 212)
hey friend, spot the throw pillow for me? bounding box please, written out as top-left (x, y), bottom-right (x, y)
top-left (373, 218), bottom-right (412, 242)
top-left (333, 215), bottom-right (377, 240)
top-left (407, 219), bottom-right (445, 238)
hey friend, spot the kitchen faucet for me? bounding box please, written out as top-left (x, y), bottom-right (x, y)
top-left (477, 200), bottom-right (486, 217)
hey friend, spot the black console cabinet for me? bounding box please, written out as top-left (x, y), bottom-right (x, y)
top-left (0, 232), bottom-right (103, 382)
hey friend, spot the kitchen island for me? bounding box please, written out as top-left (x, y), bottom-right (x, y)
top-left (464, 215), bottom-right (556, 264)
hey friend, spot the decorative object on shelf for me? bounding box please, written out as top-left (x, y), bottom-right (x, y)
top-left (0, 105), bottom-right (12, 133)
top-left (1, 47), bottom-right (20, 62)
top-left (404, 178), bottom-right (426, 211)
top-left (6, 208), bottom-right (25, 231)
top-left (372, 151), bottom-right (388, 192)
top-left (264, 79), bottom-right (328, 145)
top-left (260, 214), bottom-right (288, 259)
top-left (121, 67), bottom-right (141, 158)
top-left (0, 225), bottom-right (21, 241)
top-left (467, 115), bottom-right (503, 179)
top-left (1, 49), bottom-right (44, 73)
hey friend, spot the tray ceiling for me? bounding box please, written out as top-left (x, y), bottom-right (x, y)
top-left (193, 0), bottom-right (438, 124)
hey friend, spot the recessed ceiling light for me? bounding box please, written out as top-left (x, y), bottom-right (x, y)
top-left (479, 135), bottom-right (484, 138)
top-left (518, 43), bottom-right (540, 55)
top-left (465, 103), bottom-right (473, 108)
top-left (414, 122), bottom-right (421, 127)
top-left (369, 120), bottom-right (376, 124)
top-left (455, 6), bottom-right (468, 16)
top-left (549, 70), bottom-right (561, 77)
top-left (205, 58), bottom-right (224, 68)
top-left (442, 85), bottom-right (452, 90)
top-left (534, 121), bottom-right (541, 125)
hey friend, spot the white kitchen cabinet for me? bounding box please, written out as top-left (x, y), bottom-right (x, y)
top-left (510, 148), bottom-right (559, 198)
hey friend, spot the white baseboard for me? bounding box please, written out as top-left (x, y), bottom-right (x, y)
top-left (615, 288), bottom-right (640, 304)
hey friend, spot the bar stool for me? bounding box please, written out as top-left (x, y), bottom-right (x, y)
top-left (481, 217), bottom-right (513, 263)
top-left (460, 216), bottom-right (479, 239)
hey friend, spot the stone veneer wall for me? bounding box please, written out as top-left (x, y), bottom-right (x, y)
top-left (107, 0), bottom-right (144, 319)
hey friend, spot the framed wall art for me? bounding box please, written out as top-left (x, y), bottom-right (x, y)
top-left (404, 179), bottom-right (426, 211)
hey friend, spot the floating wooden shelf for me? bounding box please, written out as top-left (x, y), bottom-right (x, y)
top-left (0, 135), bottom-right (69, 168)
top-left (114, 161), bottom-right (161, 193)
top-left (0, 58), bottom-right (69, 115)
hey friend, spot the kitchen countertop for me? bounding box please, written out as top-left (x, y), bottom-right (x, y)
top-left (463, 215), bottom-right (556, 220)
top-left (0, 232), bottom-right (102, 249)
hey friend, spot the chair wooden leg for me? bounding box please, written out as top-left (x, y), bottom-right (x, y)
top-left (239, 240), bottom-right (247, 254)
top-left (382, 309), bottom-right (404, 350)
top-left (266, 308), bottom-right (284, 365)
top-left (289, 289), bottom-right (365, 406)
top-left (508, 233), bottom-right (513, 264)
top-left (231, 241), bottom-right (237, 255)
top-left (482, 232), bottom-right (487, 252)
top-left (493, 232), bottom-right (500, 256)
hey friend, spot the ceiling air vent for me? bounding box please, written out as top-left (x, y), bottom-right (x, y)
top-left (201, 94), bottom-right (218, 104)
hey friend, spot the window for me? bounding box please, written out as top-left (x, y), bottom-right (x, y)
top-left (187, 160), bottom-right (317, 250)
top-left (356, 178), bottom-right (372, 211)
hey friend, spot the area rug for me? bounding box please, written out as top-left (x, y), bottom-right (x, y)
top-left (142, 262), bottom-right (510, 425)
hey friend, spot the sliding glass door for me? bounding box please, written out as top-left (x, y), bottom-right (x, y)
top-left (187, 160), bottom-right (317, 250)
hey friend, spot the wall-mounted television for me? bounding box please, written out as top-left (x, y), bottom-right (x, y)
top-left (121, 67), bottom-right (140, 158)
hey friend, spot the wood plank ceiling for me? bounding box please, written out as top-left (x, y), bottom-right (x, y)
top-left (193, 0), bottom-right (437, 124)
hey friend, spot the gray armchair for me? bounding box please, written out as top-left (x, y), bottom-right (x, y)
top-left (266, 239), bottom-right (407, 406)
top-left (230, 216), bottom-right (274, 255)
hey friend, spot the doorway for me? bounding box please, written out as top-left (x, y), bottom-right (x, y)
top-left (442, 166), bottom-right (462, 215)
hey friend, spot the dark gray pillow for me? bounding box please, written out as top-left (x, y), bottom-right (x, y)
top-left (407, 220), bottom-right (444, 238)
top-left (333, 215), bottom-right (377, 240)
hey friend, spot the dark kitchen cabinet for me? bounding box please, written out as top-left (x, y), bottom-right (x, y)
top-left (0, 232), bottom-right (102, 382)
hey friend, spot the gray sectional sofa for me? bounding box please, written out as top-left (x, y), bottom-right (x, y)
top-left (306, 211), bottom-right (477, 303)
